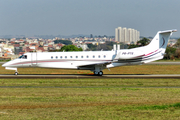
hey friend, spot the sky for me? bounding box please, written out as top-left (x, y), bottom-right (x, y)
top-left (0, 0), bottom-right (179, 37)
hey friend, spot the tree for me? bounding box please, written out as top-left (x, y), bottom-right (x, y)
top-left (59, 45), bottom-right (83, 51)
top-left (173, 38), bottom-right (180, 48)
top-left (87, 43), bottom-right (97, 51)
top-left (137, 37), bottom-right (150, 46)
top-left (54, 40), bottom-right (72, 45)
top-left (87, 41), bottom-right (116, 51)
top-left (99, 41), bottom-right (115, 50)
top-left (128, 37), bottom-right (150, 49)
top-left (164, 46), bottom-right (176, 59)
top-left (128, 44), bottom-right (139, 49)
top-left (175, 49), bottom-right (180, 58)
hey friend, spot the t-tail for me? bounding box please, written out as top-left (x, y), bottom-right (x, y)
top-left (139, 29), bottom-right (177, 63)
top-left (148, 29), bottom-right (177, 50)
top-left (114, 29), bottom-right (177, 63)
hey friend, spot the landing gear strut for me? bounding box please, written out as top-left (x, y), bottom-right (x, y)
top-left (93, 64), bottom-right (105, 76)
top-left (5, 67), bottom-right (18, 75)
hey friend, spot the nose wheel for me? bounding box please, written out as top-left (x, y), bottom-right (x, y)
top-left (15, 72), bottom-right (18, 75)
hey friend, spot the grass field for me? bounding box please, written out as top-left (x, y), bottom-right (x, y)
top-left (0, 78), bottom-right (180, 119)
top-left (0, 64), bottom-right (180, 119)
top-left (1, 64), bottom-right (180, 75)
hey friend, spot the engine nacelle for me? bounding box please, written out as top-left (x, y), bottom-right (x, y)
top-left (115, 50), bottom-right (145, 60)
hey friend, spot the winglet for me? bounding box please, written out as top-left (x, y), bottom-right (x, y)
top-left (159, 29), bottom-right (177, 33)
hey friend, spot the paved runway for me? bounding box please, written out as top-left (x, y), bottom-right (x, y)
top-left (146, 62), bottom-right (180, 65)
top-left (1, 62), bottom-right (180, 65)
top-left (1, 74), bottom-right (180, 79)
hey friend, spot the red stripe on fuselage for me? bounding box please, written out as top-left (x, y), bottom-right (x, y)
top-left (10, 59), bottom-right (112, 66)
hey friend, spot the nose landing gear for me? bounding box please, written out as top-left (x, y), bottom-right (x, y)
top-left (15, 71), bottom-right (18, 76)
top-left (5, 67), bottom-right (19, 75)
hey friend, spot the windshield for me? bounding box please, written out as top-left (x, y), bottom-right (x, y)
top-left (19, 55), bottom-right (24, 59)
top-left (18, 55), bottom-right (27, 59)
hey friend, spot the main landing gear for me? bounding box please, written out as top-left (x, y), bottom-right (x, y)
top-left (94, 71), bottom-right (103, 76)
top-left (93, 65), bottom-right (105, 76)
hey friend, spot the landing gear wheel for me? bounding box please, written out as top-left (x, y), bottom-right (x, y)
top-left (94, 71), bottom-right (99, 75)
top-left (94, 71), bottom-right (103, 76)
top-left (98, 71), bottom-right (103, 76)
top-left (15, 72), bottom-right (18, 76)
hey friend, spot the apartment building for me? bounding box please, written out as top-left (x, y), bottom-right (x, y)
top-left (115, 27), bottom-right (140, 44)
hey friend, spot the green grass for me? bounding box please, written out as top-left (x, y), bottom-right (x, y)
top-left (135, 103), bottom-right (180, 110)
top-left (1, 64), bottom-right (180, 119)
top-left (0, 78), bottom-right (180, 87)
top-left (1, 64), bottom-right (180, 74)
top-left (0, 78), bottom-right (180, 119)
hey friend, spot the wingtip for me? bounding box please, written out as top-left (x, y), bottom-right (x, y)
top-left (159, 29), bottom-right (177, 33)
top-left (172, 29), bottom-right (177, 32)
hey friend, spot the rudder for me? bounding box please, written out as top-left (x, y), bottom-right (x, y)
top-left (148, 29), bottom-right (177, 50)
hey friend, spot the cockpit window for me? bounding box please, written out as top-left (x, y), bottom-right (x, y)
top-left (19, 55), bottom-right (27, 59)
top-left (23, 55), bottom-right (27, 59)
top-left (19, 55), bottom-right (23, 59)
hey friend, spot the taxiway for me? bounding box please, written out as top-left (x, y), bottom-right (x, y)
top-left (1, 74), bottom-right (180, 79)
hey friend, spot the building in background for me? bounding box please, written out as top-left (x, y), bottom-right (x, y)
top-left (115, 27), bottom-right (140, 44)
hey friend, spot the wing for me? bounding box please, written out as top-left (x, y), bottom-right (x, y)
top-left (77, 61), bottom-right (111, 70)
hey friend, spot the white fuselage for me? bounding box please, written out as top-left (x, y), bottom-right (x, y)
top-left (2, 48), bottom-right (163, 69)
top-left (4, 51), bottom-right (117, 69)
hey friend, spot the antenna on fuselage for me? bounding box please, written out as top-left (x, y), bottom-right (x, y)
top-left (113, 44), bottom-right (120, 51)
top-left (113, 44), bottom-right (116, 51)
top-left (117, 44), bottom-right (120, 50)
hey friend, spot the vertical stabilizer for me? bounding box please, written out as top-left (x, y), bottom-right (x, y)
top-left (147, 29), bottom-right (177, 50)
top-left (141, 29), bottom-right (177, 63)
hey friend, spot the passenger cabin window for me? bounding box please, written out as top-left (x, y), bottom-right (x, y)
top-left (65, 56), bottom-right (67, 58)
top-left (70, 56), bottom-right (72, 58)
top-left (81, 56), bottom-right (83, 58)
top-left (93, 55), bottom-right (95, 58)
top-left (56, 56), bottom-right (58, 59)
top-left (51, 56), bottom-right (53, 59)
top-left (86, 56), bottom-right (89, 58)
top-left (60, 56), bottom-right (62, 59)
top-left (104, 55), bottom-right (106, 58)
top-left (98, 55), bottom-right (100, 58)
top-left (76, 56), bottom-right (78, 58)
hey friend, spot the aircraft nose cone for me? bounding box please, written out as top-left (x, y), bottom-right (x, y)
top-left (2, 63), bottom-right (7, 67)
top-left (2, 62), bottom-right (9, 67)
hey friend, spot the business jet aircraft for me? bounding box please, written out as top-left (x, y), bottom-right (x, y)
top-left (2, 29), bottom-right (177, 76)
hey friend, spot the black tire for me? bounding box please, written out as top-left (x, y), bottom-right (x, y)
top-left (15, 72), bottom-right (18, 75)
top-left (94, 71), bottom-right (98, 75)
top-left (98, 71), bottom-right (103, 76)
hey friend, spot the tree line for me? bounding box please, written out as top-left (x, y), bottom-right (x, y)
top-left (164, 38), bottom-right (180, 60)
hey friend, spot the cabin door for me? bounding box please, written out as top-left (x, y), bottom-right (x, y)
top-left (31, 53), bottom-right (37, 66)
